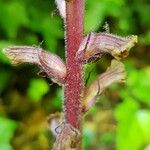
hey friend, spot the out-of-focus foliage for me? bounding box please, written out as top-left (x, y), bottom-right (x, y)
top-left (0, 117), bottom-right (17, 150)
top-left (0, 0), bottom-right (149, 150)
top-left (27, 78), bottom-right (49, 102)
top-left (115, 66), bottom-right (150, 150)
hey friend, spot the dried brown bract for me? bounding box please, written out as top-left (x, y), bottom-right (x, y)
top-left (76, 32), bottom-right (137, 64)
top-left (53, 123), bottom-right (80, 150)
top-left (47, 112), bottom-right (63, 137)
top-left (82, 59), bottom-right (126, 112)
top-left (38, 49), bottom-right (66, 84)
top-left (3, 46), bottom-right (66, 85)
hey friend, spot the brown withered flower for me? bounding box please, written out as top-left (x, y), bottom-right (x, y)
top-left (82, 59), bottom-right (126, 112)
top-left (76, 32), bottom-right (137, 64)
top-left (3, 46), bottom-right (66, 85)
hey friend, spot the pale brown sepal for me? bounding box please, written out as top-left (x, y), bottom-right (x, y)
top-left (3, 46), bottom-right (67, 85)
top-left (76, 32), bottom-right (137, 64)
top-left (82, 60), bottom-right (126, 112)
top-left (53, 123), bottom-right (80, 150)
top-left (47, 112), bottom-right (63, 137)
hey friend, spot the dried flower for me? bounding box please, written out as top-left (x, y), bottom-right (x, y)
top-left (76, 32), bottom-right (137, 64)
top-left (82, 59), bottom-right (126, 112)
top-left (3, 46), bottom-right (66, 84)
top-left (38, 49), bottom-right (66, 84)
top-left (47, 112), bottom-right (63, 137)
top-left (53, 123), bottom-right (80, 150)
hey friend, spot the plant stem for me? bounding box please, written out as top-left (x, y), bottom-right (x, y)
top-left (65, 0), bottom-right (84, 130)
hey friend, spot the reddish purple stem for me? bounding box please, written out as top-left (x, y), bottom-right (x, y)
top-left (64, 0), bottom-right (84, 129)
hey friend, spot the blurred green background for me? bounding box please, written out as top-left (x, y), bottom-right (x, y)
top-left (0, 0), bottom-right (150, 149)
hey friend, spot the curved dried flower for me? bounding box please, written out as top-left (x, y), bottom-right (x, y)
top-left (38, 50), bottom-right (66, 84)
top-left (47, 112), bottom-right (63, 137)
top-left (53, 123), bottom-right (80, 150)
top-left (3, 46), bottom-right (39, 65)
top-left (76, 32), bottom-right (137, 64)
top-left (82, 60), bottom-right (126, 112)
top-left (3, 46), bottom-right (66, 84)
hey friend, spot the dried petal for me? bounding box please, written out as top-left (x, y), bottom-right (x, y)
top-left (3, 46), bottom-right (66, 84)
top-left (47, 112), bottom-right (63, 137)
top-left (82, 60), bottom-right (126, 112)
top-left (55, 0), bottom-right (66, 18)
top-left (3, 46), bottom-right (39, 65)
top-left (38, 49), bottom-right (66, 84)
top-left (53, 123), bottom-right (80, 150)
top-left (76, 32), bottom-right (137, 64)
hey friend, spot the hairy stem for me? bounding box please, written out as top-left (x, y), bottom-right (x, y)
top-left (64, 0), bottom-right (84, 132)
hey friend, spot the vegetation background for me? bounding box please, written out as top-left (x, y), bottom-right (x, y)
top-left (0, 0), bottom-right (150, 149)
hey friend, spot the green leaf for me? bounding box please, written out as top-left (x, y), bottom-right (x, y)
top-left (0, 2), bottom-right (28, 39)
top-left (84, 63), bottom-right (97, 84)
top-left (85, 0), bottom-right (124, 33)
top-left (83, 125), bottom-right (95, 150)
top-left (41, 17), bottom-right (64, 52)
top-left (0, 144), bottom-right (13, 150)
top-left (0, 41), bottom-right (12, 64)
top-left (136, 110), bottom-right (150, 142)
top-left (27, 78), bottom-right (49, 102)
top-left (140, 31), bottom-right (150, 45)
top-left (127, 68), bottom-right (150, 104)
top-left (100, 132), bottom-right (114, 144)
top-left (0, 117), bottom-right (17, 144)
top-left (51, 88), bottom-right (63, 109)
top-left (0, 69), bottom-right (12, 94)
top-left (115, 99), bottom-right (143, 150)
top-left (115, 97), bottom-right (139, 122)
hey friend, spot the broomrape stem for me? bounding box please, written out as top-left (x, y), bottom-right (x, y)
top-left (64, 0), bottom-right (84, 133)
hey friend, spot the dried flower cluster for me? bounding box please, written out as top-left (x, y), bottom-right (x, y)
top-left (3, 46), bottom-right (66, 85)
top-left (2, 0), bottom-right (138, 149)
top-left (3, 34), bottom-right (137, 113)
top-left (76, 33), bottom-right (137, 63)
